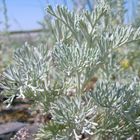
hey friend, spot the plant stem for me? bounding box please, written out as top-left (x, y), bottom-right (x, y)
top-left (77, 72), bottom-right (81, 94)
top-left (2, 0), bottom-right (9, 32)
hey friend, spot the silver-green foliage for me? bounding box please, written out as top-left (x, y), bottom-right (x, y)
top-left (89, 80), bottom-right (140, 139)
top-left (52, 43), bottom-right (99, 76)
top-left (37, 96), bottom-right (97, 140)
top-left (1, 1), bottom-right (140, 140)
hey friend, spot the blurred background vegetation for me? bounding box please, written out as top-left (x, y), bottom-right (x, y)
top-left (0, 0), bottom-right (140, 75)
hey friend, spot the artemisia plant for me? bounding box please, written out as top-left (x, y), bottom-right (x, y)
top-left (0, 1), bottom-right (140, 140)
